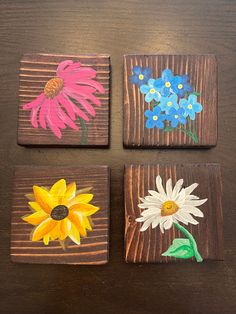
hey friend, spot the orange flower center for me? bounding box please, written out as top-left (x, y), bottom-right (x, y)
top-left (51, 205), bottom-right (69, 220)
top-left (44, 77), bottom-right (64, 98)
top-left (161, 200), bottom-right (179, 216)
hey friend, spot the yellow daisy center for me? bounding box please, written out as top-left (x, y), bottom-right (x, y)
top-left (165, 81), bottom-right (171, 88)
top-left (51, 205), bottom-right (69, 221)
top-left (153, 115), bottom-right (158, 121)
top-left (139, 74), bottom-right (144, 80)
top-left (161, 200), bottom-right (179, 216)
top-left (167, 101), bottom-right (172, 107)
top-left (150, 88), bottom-right (156, 94)
top-left (188, 104), bottom-right (193, 109)
top-left (178, 83), bottom-right (183, 89)
top-left (44, 77), bottom-right (64, 98)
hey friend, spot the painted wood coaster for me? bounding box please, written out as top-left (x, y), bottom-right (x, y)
top-left (18, 53), bottom-right (110, 146)
top-left (11, 166), bottom-right (110, 265)
top-left (124, 164), bottom-right (223, 263)
top-left (124, 55), bottom-right (217, 147)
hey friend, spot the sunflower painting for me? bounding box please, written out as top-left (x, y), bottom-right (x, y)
top-left (22, 179), bottom-right (100, 248)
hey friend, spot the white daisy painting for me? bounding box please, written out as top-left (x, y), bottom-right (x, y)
top-left (136, 175), bottom-right (208, 262)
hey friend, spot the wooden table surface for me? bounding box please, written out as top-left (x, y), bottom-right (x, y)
top-left (0, 0), bottom-right (235, 313)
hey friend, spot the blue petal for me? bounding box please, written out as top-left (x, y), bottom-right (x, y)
top-left (130, 75), bottom-right (139, 84)
top-left (188, 94), bottom-right (197, 103)
top-left (144, 110), bottom-right (153, 118)
top-left (145, 92), bottom-right (154, 102)
top-left (193, 102), bottom-right (203, 113)
top-left (162, 69), bottom-right (173, 81)
top-left (156, 120), bottom-right (165, 129)
top-left (171, 119), bottom-right (179, 128)
top-left (140, 84), bottom-right (150, 94)
top-left (189, 111), bottom-right (196, 120)
top-left (179, 115), bottom-right (186, 124)
top-left (181, 75), bottom-right (189, 83)
top-left (185, 84), bottom-right (193, 92)
top-left (143, 68), bottom-right (152, 76)
top-left (146, 119), bottom-right (155, 128)
top-left (153, 106), bottom-right (161, 115)
top-left (178, 107), bottom-right (185, 115)
top-left (169, 107), bottom-right (177, 115)
top-left (153, 92), bottom-right (161, 102)
top-left (161, 86), bottom-right (170, 97)
top-left (179, 98), bottom-right (188, 108)
top-left (133, 66), bottom-right (141, 75)
top-left (154, 78), bottom-right (163, 89)
top-left (170, 93), bottom-right (178, 103)
top-left (148, 78), bottom-right (155, 87)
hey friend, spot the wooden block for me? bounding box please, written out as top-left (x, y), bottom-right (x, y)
top-left (125, 164), bottom-right (223, 263)
top-left (18, 53), bottom-right (110, 146)
top-left (11, 166), bottom-right (110, 265)
top-left (124, 55), bottom-right (217, 147)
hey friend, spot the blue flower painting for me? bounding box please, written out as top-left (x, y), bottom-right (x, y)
top-left (130, 67), bottom-right (203, 143)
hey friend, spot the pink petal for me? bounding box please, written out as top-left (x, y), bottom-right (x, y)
top-left (62, 62), bottom-right (81, 74)
top-left (65, 77), bottom-right (105, 93)
top-left (39, 99), bottom-right (49, 129)
top-left (56, 60), bottom-right (73, 76)
top-left (23, 93), bottom-right (45, 110)
top-left (49, 100), bottom-right (66, 129)
top-left (30, 107), bottom-right (40, 128)
top-left (61, 93), bottom-right (89, 121)
top-left (54, 99), bottom-right (79, 130)
top-left (65, 84), bottom-right (96, 97)
top-left (64, 89), bottom-right (96, 116)
top-left (63, 67), bottom-right (97, 80)
top-left (56, 93), bottom-right (76, 120)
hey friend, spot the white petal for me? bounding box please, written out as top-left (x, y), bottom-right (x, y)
top-left (186, 194), bottom-right (199, 200)
top-left (164, 218), bottom-right (173, 230)
top-left (159, 216), bottom-right (169, 233)
top-left (184, 198), bottom-right (208, 207)
top-left (172, 179), bottom-right (184, 199)
top-left (178, 211), bottom-right (199, 225)
top-left (138, 203), bottom-right (149, 209)
top-left (181, 205), bottom-right (204, 217)
top-left (136, 214), bottom-right (153, 222)
top-left (184, 183), bottom-right (198, 195)
top-left (140, 216), bottom-right (154, 231)
top-left (141, 208), bottom-right (161, 216)
top-left (166, 178), bottom-right (173, 199)
top-left (156, 175), bottom-right (166, 196)
top-left (152, 217), bottom-right (161, 229)
top-left (173, 213), bottom-right (189, 225)
top-left (175, 188), bottom-right (186, 202)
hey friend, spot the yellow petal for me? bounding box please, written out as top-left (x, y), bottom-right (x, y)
top-left (68, 211), bottom-right (87, 237)
top-left (25, 193), bottom-right (35, 201)
top-left (61, 182), bottom-right (76, 204)
top-left (83, 216), bottom-right (92, 231)
top-left (33, 186), bottom-right (56, 214)
top-left (69, 223), bottom-right (81, 245)
top-left (50, 179), bottom-right (67, 200)
top-left (32, 218), bottom-right (57, 241)
top-left (50, 222), bottom-right (61, 240)
top-left (70, 203), bottom-right (99, 217)
top-left (43, 234), bottom-right (50, 245)
top-left (22, 211), bottom-right (49, 226)
top-left (60, 218), bottom-right (71, 240)
top-left (68, 194), bottom-right (94, 207)
top-left (28, 201), bottom-right (43, 212)
top-left (77, 186), bottom-right (93, 195)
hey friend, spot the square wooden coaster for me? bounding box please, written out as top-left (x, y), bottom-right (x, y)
top-left (125, 164), bottom-right (223, 263)
top-left (18, 53), bottom-right (110, 146)
top-left (124, 54), bottom-right (217, 147)
top-left (11, 166), bottom-right (110, 265)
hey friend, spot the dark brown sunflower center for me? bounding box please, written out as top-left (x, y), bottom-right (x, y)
top-left (51, 205), bottom-right (69, 220)
top-left (44, 77), bottom-right (64, 98)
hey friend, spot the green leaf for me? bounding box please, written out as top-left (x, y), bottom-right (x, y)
top-left (162, 238), bottom-right (195, 259)
top-left (189, 92), bottom-right (200, 96)
top-left (163, 126), bottom-right (174, 132)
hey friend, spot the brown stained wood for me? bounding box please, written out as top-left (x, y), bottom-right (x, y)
top-left (18, 53), bottom-right (110, 146)
top-left (125, 164), bottom-right (223, 263)
top-left (124, 54), bottom-right (217, 147)
top-left (11, 166), bottom-right (110, 264)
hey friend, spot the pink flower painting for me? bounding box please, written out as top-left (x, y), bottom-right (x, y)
top-left (23, 60), bottom-right (105, 140)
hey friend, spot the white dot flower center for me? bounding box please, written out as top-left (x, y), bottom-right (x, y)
top-left (139, 74), bottom-right (144, 80)
top-left (153, 115), bottom-right (158, 121)
top-left (178, 84), bottom-right (183, 89)
top-left (150, 88), bottom-right (156, 94)
top-left (174, 115), bottom-right (179, 119)
top-left (188, 104), bottom-right (193, 109)
top-left (161, 200), bottom-right (179, 216)
top-left (167, 101), bottom-right (172, 107)
top-left (165, 81), bottom-right (171, 88)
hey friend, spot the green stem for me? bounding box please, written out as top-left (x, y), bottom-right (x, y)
top-left (178, 118), bottom-right (198, 143)
top-left (79, 117), bottom-right (88, 145)
top-left (174, 222), bottom-right (203, 262)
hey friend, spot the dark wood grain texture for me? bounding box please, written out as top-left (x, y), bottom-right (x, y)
top-left (124, 54), bottom-right (217, 147)
top-left (125, 164), bottom-right (223, 263)
top-left (0, 0), bottom-right (236, 313)
top-left (11, 166), bottom-right (110, 264)
top-left (18, 53), bottom-right (110, 146)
